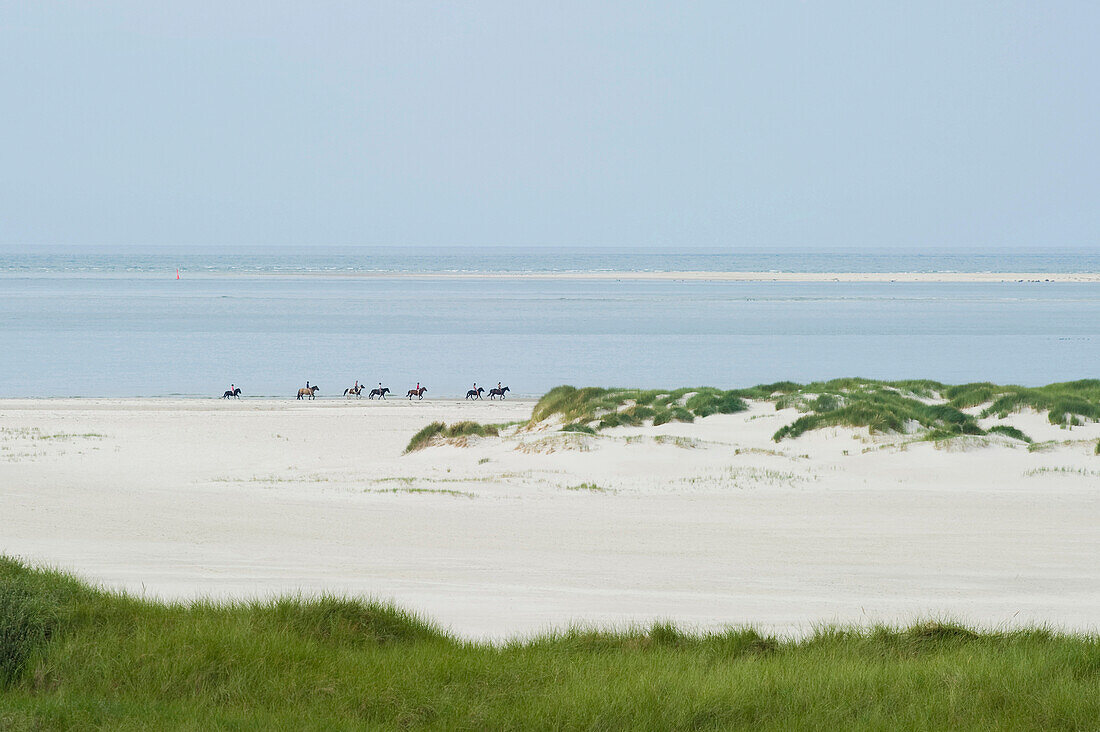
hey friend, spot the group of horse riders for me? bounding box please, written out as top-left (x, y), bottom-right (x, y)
top-left (224, 380), bottom-right (508, 400)
top-left (336, 380), bottom-right (508, 401)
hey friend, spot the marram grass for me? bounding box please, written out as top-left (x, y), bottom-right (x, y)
top-left (405, 421), bottom-right (500, 452)
top-left (526, 379), bottom-right (1100, 444)
top-left (531, 386), bottom-right (748, 431)
top-left (3, 557), bottom-right (1099, 730)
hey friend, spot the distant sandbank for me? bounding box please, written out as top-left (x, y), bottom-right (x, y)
top-left (255, 270), bottom-right (1100, 282)
top-left (13, 269), bottom-right (1097, 283)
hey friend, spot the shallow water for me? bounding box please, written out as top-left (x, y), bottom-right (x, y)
top-left (2, 255), bottom-right (1098, 397)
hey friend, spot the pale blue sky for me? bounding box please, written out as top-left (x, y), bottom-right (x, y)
top-left (1, 2), bottom-right (1097, 248)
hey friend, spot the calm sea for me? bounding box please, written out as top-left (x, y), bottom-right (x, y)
top-left (1, 248), bottom-right (1097, 397)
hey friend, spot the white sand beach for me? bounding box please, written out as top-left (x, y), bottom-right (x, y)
top-left (2, 397), bottom-right (1098, 639)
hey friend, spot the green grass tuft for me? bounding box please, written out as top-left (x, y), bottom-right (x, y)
top-left (405, 421), bottom-right (500, 452)
top-left (987, 424), bottom-right (1032, 443)
top-left (404, 421), bottom-right (446, 452)
top-left (565, 483), bottom-right (607, 492)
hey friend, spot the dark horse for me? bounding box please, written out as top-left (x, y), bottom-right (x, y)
top-left (488, 386), bottom-right (510, 400)
top-left (369, 387), bottom-right (390, 399)
top-left (222, 387), bottom-right (242, 399)
top-left (466, 387), bottom-right (485, 400)
top-left (297, 386), bottom-right (320, 400)
top-left (406, 386), bottom-right (427, 400)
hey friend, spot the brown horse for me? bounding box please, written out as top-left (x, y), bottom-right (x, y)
top-left (297, 386), bottom-right (320, 400)
top-left (406, 386), bottom-right (427, 400)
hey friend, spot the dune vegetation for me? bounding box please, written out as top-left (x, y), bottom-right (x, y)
top-left (531, 386), bottom-right (749, 433)
top-left (525, 379), bottom-right (1100, 445)
top-left (404, 421), bottom-right (500, 453)
top-left (2, 557), bottom-right (1099, 729)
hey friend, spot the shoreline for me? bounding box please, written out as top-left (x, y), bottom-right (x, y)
top-left (0, 396), bottom-right (539, 407)
top-left (3, 270), bottom-right (1100, 282)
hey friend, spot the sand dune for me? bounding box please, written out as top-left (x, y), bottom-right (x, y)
top-left (1, 397), bottom-right (1098, 639)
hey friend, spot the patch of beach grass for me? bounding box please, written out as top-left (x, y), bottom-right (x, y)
top-left (986, 424), bottom-right (1033, 443)
top-left (2, 557), bottom-right (1099, 729)
top-left (652, 435), bottom-right (703, 449)
top-left (514, 433), bottom-right (592, 454)
top-left (772, 392), bottom-right (984, 442)
top-left (370, 476), bottom-right (416, 485)
top-left (367, 487), bottom-right (475, 498)
top-left (487, 420), bottom-right (525, 432)
top-left (215, 474), bottom-right (331, 484)
top-left (1023, 466), bottom-right (1100, 478)
top-left (759, 378), bottom-right (1100, 442)
top-left (564, 483), bottom-right (607, 493)
top-left (530, 385), bottom-right (745, 434)
top-left (0, 427), bottom-right (106, 442)
top-left (980, 381), bottom-right (1100, 425)
top-left (405, 421), bottom-right (500, 453)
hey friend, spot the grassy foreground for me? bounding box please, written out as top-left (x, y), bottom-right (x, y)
top-left (3, 558), bottom-right (1099, 730)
